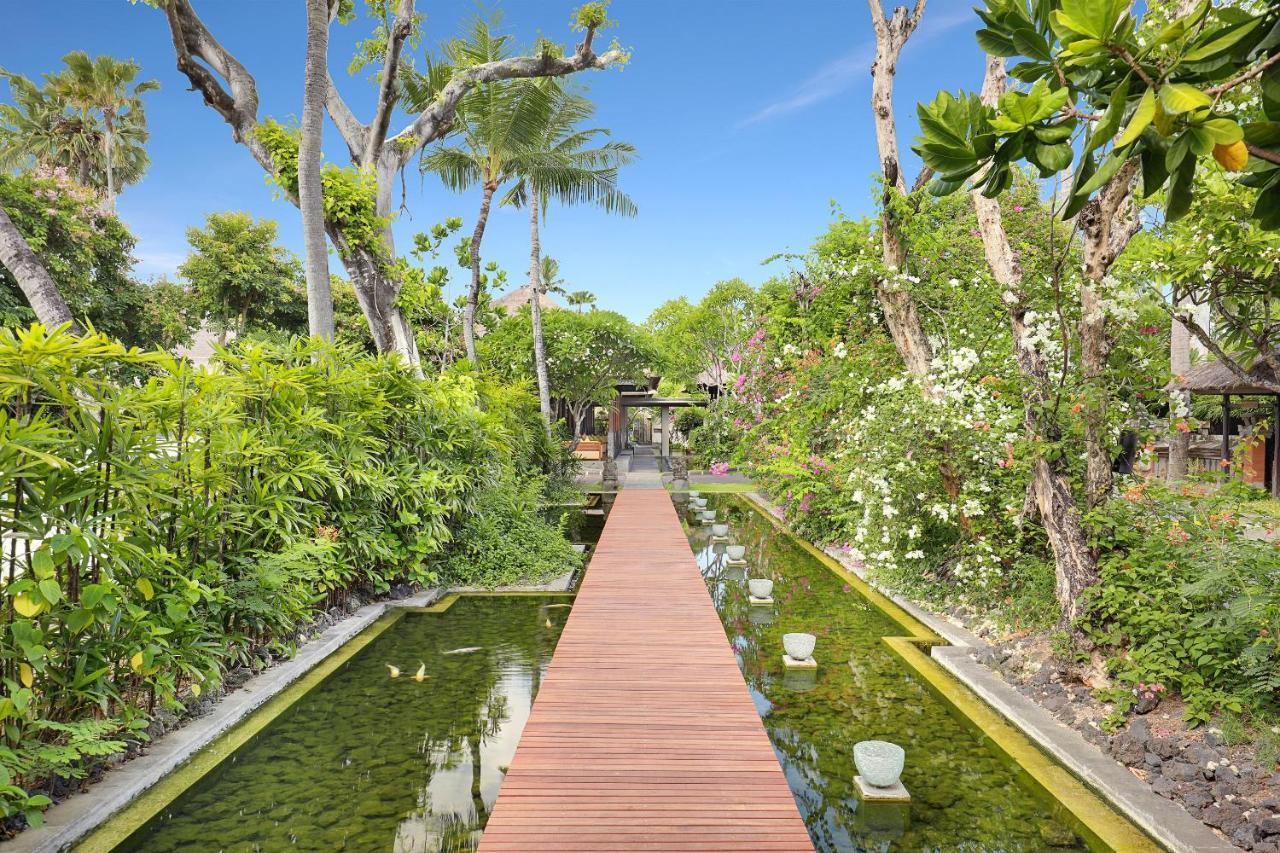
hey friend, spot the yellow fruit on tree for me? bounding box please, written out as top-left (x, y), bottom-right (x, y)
top-left (1213, 140), bottom-right (1248, 172)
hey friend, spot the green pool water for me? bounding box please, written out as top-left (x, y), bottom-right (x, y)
top-left (112, 595), bottom-right (567, 852)
top-left (682, 494), bottom-right (1095, 852)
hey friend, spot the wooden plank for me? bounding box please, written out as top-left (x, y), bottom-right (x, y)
top-left (478, 490), bottom-right (812, 851)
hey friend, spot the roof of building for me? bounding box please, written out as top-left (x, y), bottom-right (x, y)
top-left (492, 285), bottom-right (565, 314)
top-left (1174, 349), bottom-right (1280, 395)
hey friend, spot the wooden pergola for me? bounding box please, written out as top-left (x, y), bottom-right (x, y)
top-left (1175, 352), bottom-right (1280, 497)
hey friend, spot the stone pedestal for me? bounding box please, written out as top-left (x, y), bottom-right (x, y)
top-left (749, 595), bottom-right (774, 606)
top-left (782, 655), bottom-right (817, 669)
top-left (854, 776), bottom-right (911, 802)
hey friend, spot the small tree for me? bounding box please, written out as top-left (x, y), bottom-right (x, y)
top-left (481, 308), bottom-right (658, 440)
top-left (179, 212), bottom-right (305, 341)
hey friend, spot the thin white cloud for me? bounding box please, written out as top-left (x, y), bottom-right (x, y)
top-left (133, 247), bottom-right (187, 280)
top-left (737, 7), bottom-right (975, 129)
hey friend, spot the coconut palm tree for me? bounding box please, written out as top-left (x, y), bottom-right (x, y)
top-left (298, 0), bottom-right (333, 341)
top-left (541, 256), bottom-right (567, 298)
top-left (567, 290), bottom-right (597, 313)
top-left (49, 52), bottom-right (158, 208)
top-left (508, 87), bottom-right (636, 429)
top-left (421, 18), bottom-right (560, 363)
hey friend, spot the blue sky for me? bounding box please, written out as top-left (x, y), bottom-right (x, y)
top-left (5, 0), bottom-right (988, 322)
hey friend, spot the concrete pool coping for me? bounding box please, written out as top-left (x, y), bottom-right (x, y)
top-left (742, 491), bottom-right (1234, 853)
top-left (15, 584), bottom-right (584, 853)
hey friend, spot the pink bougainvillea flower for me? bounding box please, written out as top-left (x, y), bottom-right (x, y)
top-left (710, 461), bottom-right (731, 476)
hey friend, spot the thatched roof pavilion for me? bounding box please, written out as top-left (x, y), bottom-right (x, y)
top-left (1172, 350), bottom-right (1279, 497)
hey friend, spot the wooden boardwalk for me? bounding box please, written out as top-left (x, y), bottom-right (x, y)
top-left (479, 489), bottom-right (812, 851)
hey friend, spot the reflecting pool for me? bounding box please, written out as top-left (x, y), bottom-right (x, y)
top-left (115, 595), bottom-right (567, 852)
top-left (680, 494), bottom-right (1096, 852)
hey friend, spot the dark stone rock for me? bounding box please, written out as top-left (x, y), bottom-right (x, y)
top-left (1183, 743), bottom-right (1221, 765)
top-left (1144, 751), bottom-right (1163, 769)
top-left (1110, 734), bottom-right (1146, 766)
top-left (1212, 779), bottom-right (1240, 799)
top-left (1134, 691), bottom-right (1160, 714)
top-left (1205, 731), bottom-right (1225, 749)
top-left (1259, 815), bottom-right (1280, 836)
top-left (1041, 693), bottom-right (1069, 713)
top-left (1234, 824), bottom-right (1261, 848)
top-left (1181, 788), bottom-right (1213, 809)
top-left (1127, 718), bottom-right (1150, 744)
top-left (1164, 761), bottom-right (1201, 783)
top-left (1152, 776), bottom-right (1177, 798)
top-left (1202, 802), bottom-right (1244, 831)
top-left (1149, 737), bottom-right (1181, 760)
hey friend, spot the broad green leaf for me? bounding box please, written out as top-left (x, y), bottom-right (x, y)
top-left (37, 578), bottom-right (60, 606)
top-left (1116, 88), bottom-right (1155, 147)
top-left (1200, 118), bottom-right (1243, 145)
top-left (1088, 74), bottom-right (1132, 153)
top-left (136, 577), bottom-right (154, 601)
top-left (1160, 83), bottom-right (1211, 115)
top-left (1079, 148), bottom-right (1128, 195)
top-left (1183, 17), bottom-right (1262, 62)
top-left (1034, 142), bottom-right (1074, 174)
top-left (1166, 156), bottom-right (1196, 221)
top-left (80, 583), bottom-right (106, 609)
top-left (30, 550), bottom-right (54, 579)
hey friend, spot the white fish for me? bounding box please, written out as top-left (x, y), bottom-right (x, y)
top-left (414, 662), bottom-right (428, 682)
top-left (442, 646), bottom-right (483, 656)
top-left (543, 604), bottom-right (572, 609)
top-left (386, 664), bottom-right (400, 678)
top-left (544, 618), bottom-right (553, 628)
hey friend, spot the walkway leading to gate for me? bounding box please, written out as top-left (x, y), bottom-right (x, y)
top-left (478, 489), bottom-right (812, 851)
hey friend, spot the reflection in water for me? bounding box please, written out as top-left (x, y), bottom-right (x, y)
top-left (117, 596), bottom-right (567, 852)
top-left (676, 493), bottom-right (1093, 852)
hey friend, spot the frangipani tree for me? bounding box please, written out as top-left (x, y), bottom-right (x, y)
top-left (915, 0), bottom-right (1280, 508)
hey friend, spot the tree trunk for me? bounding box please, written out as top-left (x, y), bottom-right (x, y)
top-left (971, 55), bottom-right (1099, 625)
top-left (1076, 162), bottom-right (1139, 508)
top-left (463, 182), bottom-right (496, 363)
top-left (527, 183), bottom-right (554, 434)
top-left (0, 206), bottom-right (80, 333)
top-left (1168, 300), bottom-right (1192, 481)
top-left (868, 0), bottom-right (936, 389)
top-left (299, 0), bottom-right (334, 341)
top-left (330, 226), bottom-right (417, 360)
top-left (104, 115), bottom-right (116, 211)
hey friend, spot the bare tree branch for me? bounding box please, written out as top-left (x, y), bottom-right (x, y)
top-left (163, 0), bottom-right (272, 172)
top-left (364, 0), bottom-right (415, 163)
top-left (384, 39), bottom-right (625, 170)
top-left (325, 72), bottom-right (368, 160)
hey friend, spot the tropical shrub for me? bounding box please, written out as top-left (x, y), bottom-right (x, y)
top-left (0, 324), bottom-right (573, 829)
top-left (1081, 480), bottom-right (1280, 726)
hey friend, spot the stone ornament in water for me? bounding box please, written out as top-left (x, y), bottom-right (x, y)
top-left (782, 632), bottom-right (815, 662)
top-left (712, 523), bottom-right (729, 537)
top-left (854, 740), bottom-right (906, 788)
top-left (726, 544), bottom-right (746, 561)
top-left (748, 578), bottom-right (773, 599)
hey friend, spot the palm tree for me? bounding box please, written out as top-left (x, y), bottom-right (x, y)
top-left (421, 19), bottom-right (559, 363)
top-left (299, 0), bottom-right (334, 341)
top-left (0, 71), bottom-right (102, 183)
top-left (50, 52), bottom-right (158, 208)
top-left (541, 256), bottom-right (567, 298)
top-left (508, 87), bottom-right (636, 429)
top-left (567, 290), bottom-right (597, 313)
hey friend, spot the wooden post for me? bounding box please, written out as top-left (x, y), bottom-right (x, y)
top-left (1273, 395), bottom-right (1279, 498)
top-left (1222, 394), bottom-right (1231, 482)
